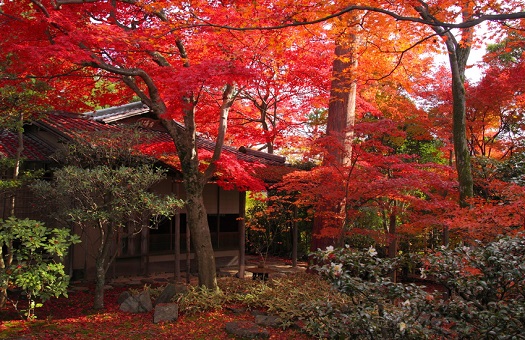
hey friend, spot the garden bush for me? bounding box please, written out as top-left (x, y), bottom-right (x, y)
top-left (310, 235), bottom-right (525, 338)
top-left (147, 235), bottom-right (525, 338)
top-left (421, 235), bottom-right (525, 337)
top-left (0, 217), bottom-right (80, 319)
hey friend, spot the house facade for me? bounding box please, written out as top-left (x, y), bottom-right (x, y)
top-left (0, 102), bottom-right (291, 280)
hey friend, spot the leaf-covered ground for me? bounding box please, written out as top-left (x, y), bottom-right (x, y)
top-left (0, 283), bottom-right (309, 339)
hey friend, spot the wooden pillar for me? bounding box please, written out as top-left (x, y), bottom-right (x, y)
top-left (216, 185), bottom-right (221, 249)
top-left (292, 206), bottom-right (298, 268)
top-left (141, 226), bottom-right (149, 275)
top-left (173, 180), bottom-right (181, 282)
top-left (186, 223), bottom-right (191, 284)
top-left (174, 212), bottom-right (181, 282)
top-left (238, 191), bottom-right (246, 278)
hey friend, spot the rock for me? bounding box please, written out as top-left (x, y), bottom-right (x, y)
top-left (119, 290), bottom-right (153, 313)
top-left (153, 303), bottom-right (179, 324)
top-left (117, 291), bottom-right (132, 305)
top-left (255, 315), bottom-right (282, 328)
top-left (225, 320), bottom-right (270, 339)
top-left (155, 284), bottom-right (177, 305)
top-left (251, 309), bottom-right (267, 316)
top-left (119, 296), bottom-right (140, 313)
top-left (137, 290), bottom-right (153, 312)
top-left (226, 306), bottom-right (247, 315)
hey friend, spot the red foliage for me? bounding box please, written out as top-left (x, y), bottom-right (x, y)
top-left (446, 179), bottom-right (525, 243)
top-left (278, 112), bottom-right (459, 246)
top-left (0, 284), bottom-right (308, 339)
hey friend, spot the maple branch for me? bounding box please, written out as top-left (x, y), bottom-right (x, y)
top-left (190, 5), bottom-right (525, 31)
top-left (55, 0), bottom-right (98, 4)
top-left (30, 0), bottom-right (50, 17)
top-left (204, 83), bottom-right (237, 179)
top-left (365, 32), bottom-right (442, 83)
top-left (0, 67), bottom-right (90, 81)
top-left (175, 39), bottom-right (190, 67)
top-left (84, 58), bottom-right (164, 113)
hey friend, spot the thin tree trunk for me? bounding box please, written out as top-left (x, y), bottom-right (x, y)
top-left (449, 47), bottom-right (474, 207)
top-left (186, 222), bottom-right (191, 284)
top-left (93, 260), bottom-right (106, 310)
top-left (238, 191), bottom-right (246, 278)
top-left (93, 223), bottom-right (115, 309)
top-left (0, 113), bottom-right (24, 307)
top-left (387, 206), bottom-right (398, 283)
top-left (174, 213), bottom-right (181, 282)
top-left (415, 4), bottom-right (474, 207)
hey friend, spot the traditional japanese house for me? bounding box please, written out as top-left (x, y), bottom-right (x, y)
top-left (0, 102), bottom-right (292, 280)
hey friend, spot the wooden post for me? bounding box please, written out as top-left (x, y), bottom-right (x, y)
top-left (174, 180), bottom-right (181, 282)
top-left (216, 185), bottom-right (221, 249)
top-left (238, 191), bottom-right (246, 278)
top-left (141, 226), bottom-right (149, 275)
top-left (292, 206), bottom-right (298, 268)
top-left (174, 213), bottom-right (180, 282)
top-left (186, 223), bottom-right (191, 284)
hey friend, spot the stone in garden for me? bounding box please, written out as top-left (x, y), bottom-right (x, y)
top-left (155, 283), bottom-right (177, 305)
top-left (117, 290), bottom-right (132, 305)
top-left (120, 295), bottom-right (139, 313)
top-left (153, 303), bottom-right (179, 324)
top-left (137, 290), bottom-right (153, 312)
top-left (154, 283), bottom-right (186, 305)
top-left (226, 306), bottom-right (247, 315)
top-left (225, 320), bottom-right (270, 339)
top-left (251, 309), bottom-right (267, 316)
top-left (255, 315), bottom-right (282, 328)
top-left (119, 290), bottom-right (153, 313)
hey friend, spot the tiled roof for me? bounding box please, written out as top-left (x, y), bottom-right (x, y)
top-left (48, 106), bottom-right (285, 166)
top-left (35, 111), bottom-right (120, 140)
top-left (0, 129), bottom-right (54, 161)
top-left (1, 104), bottom-right (290, 183)
top-left (85, 102), bottom-right (150, 123)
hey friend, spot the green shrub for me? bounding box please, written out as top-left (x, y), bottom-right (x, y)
top-left (310, 236), bottom-right (525, 338)
top-left (0, 217), bottom-right (80, 319)
top-left (422, 236), bottom-right (525, 337)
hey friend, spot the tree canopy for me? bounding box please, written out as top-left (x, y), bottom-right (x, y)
top-left (1, 0), bottom-right (525, 287)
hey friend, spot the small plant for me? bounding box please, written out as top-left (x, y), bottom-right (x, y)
top-left (176, 285), bottom-right (226, 315)
top-left (0, 217), bottom-right (80, 320)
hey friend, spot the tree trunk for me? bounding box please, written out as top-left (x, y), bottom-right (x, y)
top-left (162, 108), bottom-right (219, 289)
top-left (185, 181), bottom-right (217, 289)
top-left (325, 31), bottom-right (359, 167)
top-left (93, 223), bottom-right (115, 309)
top-left (93, 258), bottom-right (106, 310)
top-left (313, 20), bottom-right (360, 251)
top-left (387, 208), bottom-right (398, 283)
top-left (449, 47), bottom-right (474, 207)
top-left (0, 113), bottom-right (24, 308)
top-left (415, 4), bottom-right (474, 207)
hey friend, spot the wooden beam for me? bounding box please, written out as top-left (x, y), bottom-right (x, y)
top-left (238, 191), bottom-right (246, 278)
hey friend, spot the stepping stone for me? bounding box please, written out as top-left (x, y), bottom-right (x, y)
top-left (225, 320), bottom-right (270, 339)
